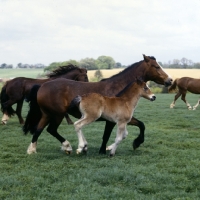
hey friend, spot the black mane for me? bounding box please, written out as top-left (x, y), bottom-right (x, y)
top-left (46, 64), bottom-right (81, 78)
top-left (100, 61), bottom-right (142, 82)
top-left (115, 81), bottom-right (135, 97)
top-left (100, 56), bottom-right (156, 82)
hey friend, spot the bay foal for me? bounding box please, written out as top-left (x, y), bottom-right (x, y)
top-left (72, 79), bottom-right (156, 156)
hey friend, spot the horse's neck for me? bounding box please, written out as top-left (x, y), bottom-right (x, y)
top-left (120, 87), bottom-right (141, 109)
top-left (110, 63), bottom-right (146, 85)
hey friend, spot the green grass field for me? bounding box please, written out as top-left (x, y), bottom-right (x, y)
top-left (0, 69), bottom-right (44, 79)
top-left (0, 93), bottom-right (200, 199)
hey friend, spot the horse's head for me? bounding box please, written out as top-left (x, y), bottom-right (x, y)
top-left (75, 73), bottom-right (89, 82)
top-left (142, 54), bottom-right (173, 86)
top-left (136, 78), bottom-right (156, 101)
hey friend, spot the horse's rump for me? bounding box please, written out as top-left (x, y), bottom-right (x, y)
top-left (0, 83), bottom-right (16, 116)
top-left (168, 78), bottom-right (179, 92)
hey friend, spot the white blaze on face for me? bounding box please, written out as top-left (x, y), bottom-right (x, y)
top-left (158, 62), bottom-right (172, 80)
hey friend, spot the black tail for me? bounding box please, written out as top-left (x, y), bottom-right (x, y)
top-left (68, 95), bottom-right (82, 112)
top-left (0, 83), bottom-right (16, 117)
top-left (23, 85), bottom-right (41, 135)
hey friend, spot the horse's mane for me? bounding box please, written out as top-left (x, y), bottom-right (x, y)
top-left (46, 64), bottom-right (81, 78)
top-left (115, 81), bottom-right (135, 97)
top-left (100, 56), bottom-right (156, 82)
top-left (100, 61), bottom-right (142, 82)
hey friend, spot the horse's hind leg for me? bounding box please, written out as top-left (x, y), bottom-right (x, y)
top-left (193, 98), bottom-right (200, 110)
top-left (74, 116), bottom-right (96, 154)
top-left (1, 113), bottom-right (9, 125)
top-left (64, 113), bottom-right (74, 125)
top-left (16, 99), bottom-right (24, 124)
top-left (27, 114), bottom-right (49, 154)
top-left (127, 117), bottom-right (145, 150)
top-left (99, 121), bottom-right (116, 154)
top-left (181, 93), bottom-right (192, 110)
top-left (46, 116), bottom-right (72, 154)
top-left (170, 91), bottom-right (181, 108)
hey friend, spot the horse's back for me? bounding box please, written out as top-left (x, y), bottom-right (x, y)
top-left (178, 77), bottom-right (200, 93)
top-left (37, 79), bottom-right (102, 113)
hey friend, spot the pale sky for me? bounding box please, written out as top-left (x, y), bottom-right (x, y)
top-left (1, 0), bottom-right (200, 67)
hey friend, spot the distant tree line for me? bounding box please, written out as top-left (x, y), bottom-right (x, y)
top-left (161, 57), bottom-right (200, 68)
top-left (1, 56), bottom-right (200, 70)
top-left (44, 56), bottom-right (124, 72)
top-left (0, 63), bottom-right (13, 69)
top-left (0, 63), bottom-right (45, 69)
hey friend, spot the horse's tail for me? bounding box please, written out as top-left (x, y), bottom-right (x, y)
top-left (68, 95), bottom-right (82, 111)
top-left (23, 85), bottom-right (41, 135)
top-left (168, 78), bottom-right (179, 93)
top-left (0, 82), bottom-right (16, 116)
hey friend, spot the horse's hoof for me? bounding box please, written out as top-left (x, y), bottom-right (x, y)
top-left (1, 120), bottom-right (7, 125)
top-left (66, 150), bottom-right (72, 155)
top-left (76, 149), bottom-right (81, 154)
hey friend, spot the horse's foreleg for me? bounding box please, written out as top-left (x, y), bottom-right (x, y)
top-left (170, 91), bottom-right (181, 108)
top-left (106, 128), bottom-right (128, 151)
top-left (193, 99), bottom-right (200, 110)
top-left (99, 121), bottom-right (116, 154)
top-left (16, 99), bottom-right (24, 124)
top-left (127, 117), bottom-right (145, 150)
top-left (108, 123), bottom-right (126, 156)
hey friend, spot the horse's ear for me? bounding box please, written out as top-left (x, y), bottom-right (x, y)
top-left (80, 68), bottom-right (87, 73)
top-left (143, 54), bottom-right (150, 62)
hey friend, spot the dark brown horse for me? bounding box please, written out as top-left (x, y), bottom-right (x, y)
top-left (23, 54), bottom-right (172, 155)
top-left (0, 65), bottom-right (88, 125)
top-left (169, 77), bottom-right (200, 110)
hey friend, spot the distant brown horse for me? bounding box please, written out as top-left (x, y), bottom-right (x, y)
top-left (169, 77), bottom-right (200, 110)
top-left (0, 65), bottom-right (88, 125)
top-left (71, 79), bottom-right (156, 156)
top-left (23, 54), bottom-right (172, 155)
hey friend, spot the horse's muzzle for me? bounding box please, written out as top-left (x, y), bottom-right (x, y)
top-left (150, 96), bottom-right (156, 101)
top-left (164, 78), bottom-right (173, 87)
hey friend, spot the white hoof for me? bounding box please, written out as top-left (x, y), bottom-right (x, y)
top-left (27, 143), bottom-right (37, 154)
top-left (61, 141), bottom-right (72, 154)
top-left (1, 120), bottom-right (7, 125)
top-left (76, 149), bottom-right (81, 154)
top-left (170, 104), bottom-right (174, 108)
top-left (193, 107), bottom-right (197, 110)
top-left (106, 145), bottom-right (112, 151)
top-left (76, 145), bottom-right (88, 154)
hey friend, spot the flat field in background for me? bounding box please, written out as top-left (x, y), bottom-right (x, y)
top-left (0, 93), bottom-right (200, 199)
top-left (1, 68), bottom-right (200, 81)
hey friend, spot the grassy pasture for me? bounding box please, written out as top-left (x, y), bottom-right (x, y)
top-left (0, 93), bottom-right (200, 199)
